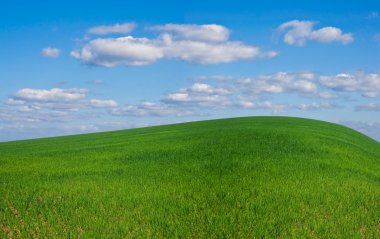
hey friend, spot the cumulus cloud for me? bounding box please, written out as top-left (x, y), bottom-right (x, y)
top-left (111, 102), bottom-right (193, 117)
top-left (355, 103), bottom-right (380, 111)
top-left (71, 23), bottom-right (278, 67)
top-left (4, 70), bottom-right (375, 141)
top-left (310, 27), bottom-right (353, 44)
top-left (89, 99), bottom-right (118, 108)
top-left (238, 72), bottom-right (318, 96)
top-left (318, 92), bottom-right (338, 99)
top-left (320, 72), bottom-right (380, 97)
top-left (87, 22), bottom-right (136, 35)
top-left (150, 24), bottom-right (230, 42)
top-left (71, 36), bottom-right (163, 66)
top-left (0, 106), bottom-right (75, 124)
top-left (190, 83), bottom-right (231, 94)
top-left (160, 71), bottom-right (349, 114)
top-left (2, 88), bottom-right (119, 126)
top-left (164, 72), bottom-right (345, 111)
top-left (236, 100), bottom-right (291, 114)
top-left (5, 98), bottom-right (25, 105)
top-left (0, 87), bottom-right (179, 142)
top-left (164, 83), bottom-right (232, 107)
top-left (161, 35), bottom-right (265, 64)
top-left (279, 20), bottom-right (353, 46)
top-left (41, 47), bottom-right (61, 58)
top-left (14, 88), bottom-right (88, 102)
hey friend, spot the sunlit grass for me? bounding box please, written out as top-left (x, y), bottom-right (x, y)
top-left (0, 116), bottom-right (379, 238)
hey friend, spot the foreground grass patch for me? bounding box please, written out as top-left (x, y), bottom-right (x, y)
top-left (0, 117), bottom-right (379, 238)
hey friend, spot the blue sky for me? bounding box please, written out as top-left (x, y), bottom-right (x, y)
top-left (1, 0), bottom-right (379, 141)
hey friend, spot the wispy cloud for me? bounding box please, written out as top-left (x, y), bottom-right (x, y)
top-left (373, 33), bottom-right (380, 42)
top-left (237, 100), bottom-right (338, 114)
top-left (297, 102), bottom-right (339, 111)
top-left (87, 22), bottom-right (136, 35)
top-left (41, 47), bottom-right (61, 58)
top-left (87, 79), bottom-right (105, 85)
top-left (367, 11), bottom-right (379, 19)
top-left (193, 75), bottom-right (234, 81)
top-left (111, 102), bottom-right (193, 117)
top-left (355, 103), bottom-right (380, 111)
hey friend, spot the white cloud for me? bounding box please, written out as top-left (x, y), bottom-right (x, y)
top-left (151, 24), bottom-right (230, 42)
top-left (1, 88), bottom-right (119, 127)
top-left (355, 103), bottom-right (380, 111)
top-left (89, 99), bottom-right (118, 108)
top-left (279, 20), bottom-right (314, 46)
top-left (14, 88), bottom-right (88, 102)
top-left (320, 72), bottom-right (380, 97)
top-left (165, 83), bottom-right (231, 107)
top-left (235, 71), bottom-right (344, 100)
top-left (71, 24), bottom-right (278, 67)
top-left (310, 27), bottom-right (353, 44)
top-left (238, 72), bottom-right (318, 96)
top-left (111, 102), bottom-right (193, 117)
top-left (318, 92), bottom-right (338, 99)
top-left (279, 20), bottom-right (353, 46)
top-left (5, 98), bottom-right (25, 105)
top-left (0, 106), bottom-right (74, 124)
top-left (41, 47), bottom-right (61, 58)
top-left (71, 36), bottom-right (163, 66)
top-left (18, 105), bottom-right (37, 112)
top-left (87, 23), bottom-right (136, 35)
top-left (161, 34), bottom-right (266, 64)
top-left (236, 100), bottom-right (291, 114)
top-left (190, 83), bottom-right (230, 94)
top-left (164, 72), bottom-right (345, 111)
top-left (4, 69), bottom-right (376, 142)
top-left (236, 99), bottom-right (337, 113)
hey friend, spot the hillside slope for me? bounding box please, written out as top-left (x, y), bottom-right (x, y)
top-left (0, 117), bottom-right (379, 238)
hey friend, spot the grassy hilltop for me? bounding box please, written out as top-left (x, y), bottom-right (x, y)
top-left (0, 116), bottom-right (379, 238)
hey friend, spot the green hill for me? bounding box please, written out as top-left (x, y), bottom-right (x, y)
top-left (0, 116), bottom-right (379, 238)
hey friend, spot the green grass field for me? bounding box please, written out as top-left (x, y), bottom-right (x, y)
top-left (0, 116), bottom-right (379, 238)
